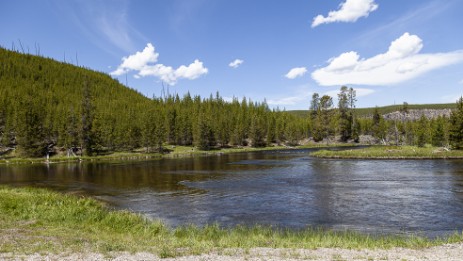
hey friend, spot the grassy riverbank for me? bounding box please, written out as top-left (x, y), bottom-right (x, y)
top-left (1, 187), bottom-right (462, 257)
top-left (0, 143), bottom-right (352, 165)
top-left (311, 146), bottom-right (463, 159)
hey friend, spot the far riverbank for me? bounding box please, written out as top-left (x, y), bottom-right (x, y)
top-left (310, 145), bottom-right (463, 159)
top-left (0, 143), bottom-right (354, 165)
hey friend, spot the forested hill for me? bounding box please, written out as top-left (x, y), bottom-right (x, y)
top-left (0, 47), bottom-right (153, 156)
top-left (0, 48), bottom-right (308, 157)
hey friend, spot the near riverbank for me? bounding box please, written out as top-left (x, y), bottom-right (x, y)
top-left (310, 145), bottom-right (463, 159)
top-left (1, 187), bottom-right (462, 259)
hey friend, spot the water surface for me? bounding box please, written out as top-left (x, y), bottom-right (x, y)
top-left (1, 149), bottom-right (463, 237)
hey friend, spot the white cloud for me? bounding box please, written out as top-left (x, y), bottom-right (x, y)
top-left (176, 60), bottom-right (208, 80)
top-left (111, 43), bottom-right (208, 85)
top-left (111, 43), bottom-right (159, 76)
top-left (459, 79), bottom-right (463, 85)
top-left (229, 59), bottom-right (244, 68)
top-left (312, 0), bottom-right (378, 28)
top-left (285, 67), bottom-right (308, 79)
top-left (312, 33), bottom-right (463, 86)
top-left (325, 52), bottom-right (359, 72)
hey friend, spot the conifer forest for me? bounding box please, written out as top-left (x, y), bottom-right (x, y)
top-left (1, 47), bottom-right (462, 157)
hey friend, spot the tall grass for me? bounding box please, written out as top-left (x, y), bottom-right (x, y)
top-left (1, 144), bottom-right (350, 165)
top-left (0, 186), bottom-right (461, 256)
top-left (310, 146), bottom-right (463, 159)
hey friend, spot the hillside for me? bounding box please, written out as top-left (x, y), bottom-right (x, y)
top-left (0, 48), bottom-right (309, 157)
top-left (0, 48), bottom-right (155, 156)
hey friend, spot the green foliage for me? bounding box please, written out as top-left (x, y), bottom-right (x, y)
top-left (449, 97), bottom-right (463, 149)
top-left (310, 94), bottom-right (334, 142)
top-left (2, 48), bottom-right (460, 153)
top-left (337, 86), bottom-right (357, 142)
top-left (311, 146), bottom-right (463, 159)
top-left (0, 48), bottom-right (309, 156)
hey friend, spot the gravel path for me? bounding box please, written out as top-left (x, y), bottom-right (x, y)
top-left (1, 244), bottom-right (462, 261)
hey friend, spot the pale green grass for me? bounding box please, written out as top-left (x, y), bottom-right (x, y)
top-left (0, 186), bottom-right (461, 257)
top-left (311, 146), bottom-right (463, 159)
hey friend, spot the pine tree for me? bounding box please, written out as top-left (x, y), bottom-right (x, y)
top-left (449, 97), bottom-right (463, 149)
top-left (338, 86), bottom-right (351, 142)
top-left (249, 113), bottom-right (266, 147)
top-left (80, 80), bottom-right (95, 156)
top-left (194, 113), bottom-right (215, 150)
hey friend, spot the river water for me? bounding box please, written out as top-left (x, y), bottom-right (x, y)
top-left (1, 148), bottom-right (463, 237)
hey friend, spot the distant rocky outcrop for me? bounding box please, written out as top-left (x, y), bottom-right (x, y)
top-left (383, 109), bottom-right (452, 121)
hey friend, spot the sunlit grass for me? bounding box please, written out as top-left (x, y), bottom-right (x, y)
top-left (1, 143), bottom-right (354, 164)
top-left (311, 146), bottom-right (463, 159)
top-left (1, 186), bottom-right (461, 257)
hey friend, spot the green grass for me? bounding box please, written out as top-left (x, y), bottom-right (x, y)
top-left (0, 187), bottom-right (462, 256)
top-left (0, 151), bottom-right (163, 165)
top-left (0, 143), bottom-right (355, 165)
top-left (310, 146), bottom-right (463, 159)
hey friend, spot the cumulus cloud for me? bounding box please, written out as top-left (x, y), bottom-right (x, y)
top-left (111, 43), bottom-right (208, 85)
top-left (285, 67), bottom-right (308, 79)
top-left (229, 59), bottom-right (244, 68)
top-left (111, 43), bottom-right (159, 76)
top-left (312, 0), bottom-right (378, 28)
top-left (312, 33), bottom-right (463, 86)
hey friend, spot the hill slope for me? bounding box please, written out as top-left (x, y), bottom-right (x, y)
top-left (0, 48), bottom-right (309, 157)
top-left (0, 48), bottom-right (154, 156)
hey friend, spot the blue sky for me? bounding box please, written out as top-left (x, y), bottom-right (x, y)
top-left (1, 0), bottom-right (463, 109)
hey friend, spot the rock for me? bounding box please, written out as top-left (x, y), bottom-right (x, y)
top-left (383, 109), bottom-right (451, 121)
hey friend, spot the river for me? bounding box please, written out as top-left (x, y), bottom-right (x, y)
top-left (1, 148), bottom-right (463, 238)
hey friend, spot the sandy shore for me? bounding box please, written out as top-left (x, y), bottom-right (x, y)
top-left (1, 243), bottom-right (462, 261)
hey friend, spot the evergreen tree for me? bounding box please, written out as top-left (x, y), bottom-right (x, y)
top-left (348, 87), bottom-right (358, 142)
top-left (449, 97), bottom-right (463, 148)
top-left (372, 107), bottom-right (387, 141)
top-left (15, 96), bottom-right (47, 156)
top-left (249, 113), bottom-right (266, 147)
top-left (432, 117), bottom-right (446, 147)
top-left (416, 115), bottom-right (430, 147)
top-left (80, 80), bottom-right (96, 156)
top-left (338, 86), bottom-right (351, 141)
top-left (319, 95), bottom-right (333, 143)
top-left (193, 112), bottom-right (215, 150)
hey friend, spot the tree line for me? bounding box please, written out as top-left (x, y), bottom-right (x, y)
top-left (0, 48), bottom-right (308, 157)
top-left (1, 47), bottom-right (462, 158)
top-left (307, 87), bottom-right (463, 149)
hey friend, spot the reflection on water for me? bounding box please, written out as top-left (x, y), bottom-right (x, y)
top-left (1, 149), bottom-right (463, 237)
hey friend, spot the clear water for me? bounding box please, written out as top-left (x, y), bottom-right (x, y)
top-left (1, 148), bottom-right (463, 237)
